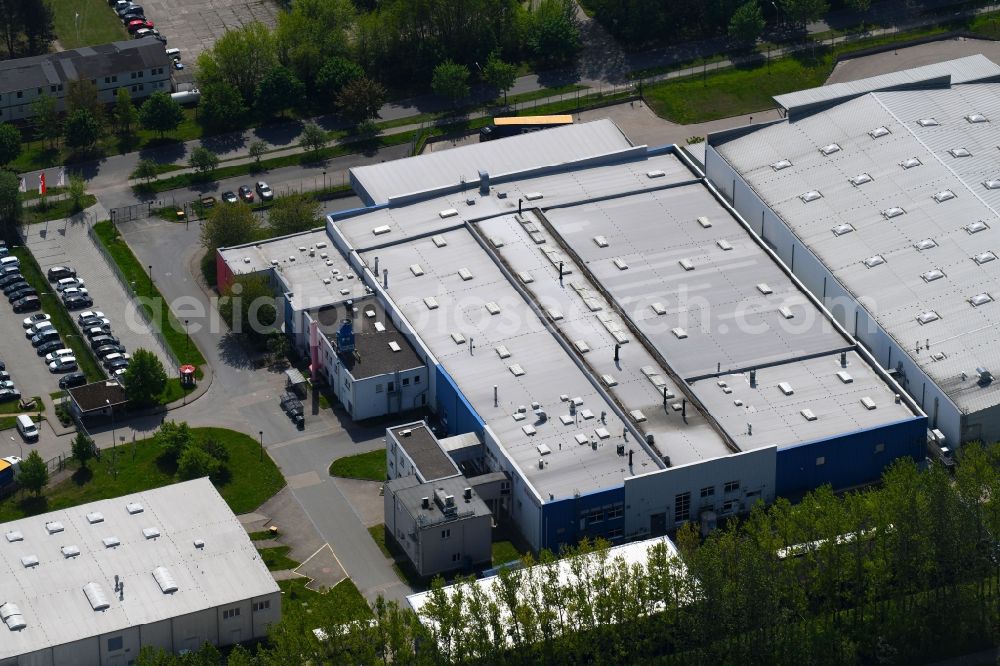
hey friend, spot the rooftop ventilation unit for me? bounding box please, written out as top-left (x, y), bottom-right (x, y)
top-left (901, 157), bottom-right (922, 169)
top-left (832, 223), bottom-right (855, 236)
top-left (915, 238), bottom-right (937, 251)
top-left (970, 293), bottom-right (993, 307)
top-left (432, 235), bottom-right (447, 248)
top-left (756, 283), bottom-right (773, 295)
top-left (1, 603), bottom-right (25, 631)
top-left (799, 190), bottom-right (822, 203)
top-left (869, 126), bottom-right (890, 138)
top-left (485, 302), bottom-right (500, 315)
top-left (450, 332), bottom-right (466, 345)
top-left (697, 216), bottom-right (712, 228)
top-left (679, 258), bottom-right (694, 271)
top-left (778, 382), bottom-right (794, 396)
top-left (602, 374), bottom-right (617, 387)
top-left (921, 269), bottom-right (945, 282)
top-left (849, 173), bottom-right (873, 186)
top-left (509, 364), bottom-right (525, 377)
top-left (917, 311), bottom-right (940, 324)
top-left (152, 566), bottom-right (178, 594)
top-left (800, 409), bottom-right (817, 421)
top-left (978, 367), bottom-right (994, 385)
top-left (574, 340), bottom-right (590, 353)
top-left (778, 306), bottom-right (794, 319)
top-left (672, 327), bottom-right (688, 339)
top-left (45, 522), bottom-right (64, 534)
top-left (949, 148), bottom-right (971, 158)
top-left (536, 444), bottom-right (551, 456)
top-left (861, 397), bottom-right (877, 410)
top-left (525, 192), bottom-right (543, 201)
top-left (967, 114), bottom-right (988, 123)
top-left (458, 268), bottom-right (473, 281)
top-left (933, 190), bottom-right (956, 203)
top-left (717, 239), bottom-right (733, 251)
top-left (102, 537), bottom-right (120, 548)
top-left (495, 345), bottom-right (510, 359)
top-left (439, 208), bottom-right (458, 219)
top-left (863, 255), bottom-right (885, 268)
top-left (423, 297), bottom-right (439, 310)
top-left (388, 341), bottom-right (401, 352)
top-left (986, 180), bottom-right (1000, 190)
top-left (593, 235), bottom-right (608, 247)
top-left (61, 545), bottom-right (80, 558)
top-left (372, 225), bottom-right (391, 236)
top-left (86, 512), bottom-right (103, 524)
top-left (83, 582), bottom-right (109, 611)
top-left (820, 144), bottom-right (841, 156)
top-left (20, 555), bottom-right (37, 568)
top-left (771, 159), bottom-right (792, 171)
top-left (974, 251), bottom-right (997, 264)
top-left (409, 264), bottom-right (424, 276)
top-left (613, 257), bottom-right (628, 270)
top-left (917, 118), bottom-right (939, 127)
top-left (126, 502), bottom-right (143, 514)
top-left (517, 271), bottom-right (533, 283)
top-left (651, 302), bottom-right (667, 315)
top-left (966, 221), bottom-right (989, 234)
top-left (142, 527), bottom-right (161, 540)
top-left (836, 371), bottom-right (853, 384)
top-left (5, 531), bottom-right (22, 542)
top-left (882, 207), bottom-right (905, 219)
top-left (646, 169), bottom-right (665, 178)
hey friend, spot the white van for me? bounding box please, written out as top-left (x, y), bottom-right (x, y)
top-left (165, 48), bottom-right (180, 59)
top-left (16, 415), bottom-right (38, 442)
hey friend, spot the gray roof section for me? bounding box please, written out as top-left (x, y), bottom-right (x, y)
top-left (349, 119), bottom-right (635, 204)
top-left (0, 38), bottom-right (169, 94)
top-left (387, 475), bottom-right (492, 528)
top-left (0, 479), bottom-right (278, 659)
top-left (309, 299), bottom-right (424, 379)
top-left (714, 81), bottom-right (1000, 415)
top-left (391, 423), bottom-right (460, 482)
top-left (773, 55), bottom-right (1000, 117)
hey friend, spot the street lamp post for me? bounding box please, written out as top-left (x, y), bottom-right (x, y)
top-left (147, 265), bottom-right (152, 292)
top-left (323, 170), bottom-right (327, 191)
top-left (258, 431), bottom-right (263, 462)
top-left (107, 399), bottom-right (115, 450)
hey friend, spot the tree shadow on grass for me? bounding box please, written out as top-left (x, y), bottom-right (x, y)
top-left (154, 452), bottom-right (177, 477)
top-left (17, 494), bottom-right (48, 517)
top-left (71, 466), bottom-right (93, 486)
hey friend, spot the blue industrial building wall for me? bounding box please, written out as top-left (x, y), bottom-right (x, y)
top-left (435, 364), bottom-right (485, 436)
top-left (541, 486), bottom-right (625, 553)
top-left (775, 416), bottom-right (927, 498)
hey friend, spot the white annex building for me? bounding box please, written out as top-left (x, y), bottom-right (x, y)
top-left (0, 479), bottom-right (280, 666)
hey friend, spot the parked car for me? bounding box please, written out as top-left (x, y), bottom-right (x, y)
top-left (26, 321), bottom-right (54, 338)
top-left (2, 281), bottom-right (28, 297)
top-left (0, 265), bottom-right (21, 277)
top-left (89, 335), bottom-right (119, 350)
top-left (47, 266), bottom-right (76, 280)
top-left (116, 4), bottom-right (142, 17)
top-left (0, 389), bottom-right (21, 403)
top-left (0, 371), bottom-right (9, 382)
top-left (8, 287), bottom-right (36, 304)
top-left (59, 372), bottom-right (87, 389)
top-left (0, 273), bottom-right (24, 289)
top-left (78, 316), bottom-right (111, 330)
top-left (173, 62), bottom-right (184, 70)
top-left (255, 181), bottom-right (274, 201)
top-left (22, 313), bottom-right (50, 329)
top-left (45, 349), bottom-right (74, 363)
top-left (121, 12), bottom-right (144, 24)
top-left (60, 286), bottom-right (88, 300)
top-left (128, 20), bottom-right (153, 33)
top-left (106, 358), bottom-right (129, 372)
top-left (49, 357), bottom-right (78, 373)
top-left (13, 295), bottom-right (41, 313)
top-left (238, 185), bottom-right (254, 202)
top-left (222, 191), bottom-right (238, 204)
top-left (134, 28), bottom-right (157, 39)
top-left (64, 295), bottom-right (93, 309)
top-left (77, 310), bottom-right (105, 322)
top-left (30, 329), bottom-right (60, 347)
top-left (36, 340), bottom-right (65, 357)
top-left (200, 195), bottom-right (216, 208)
top-left (0, 381), bottom-right (16, 392)
top-left (102, 353), bottom-right (131, 368)
top-left (55, 277), bottom-right (85, 292)
top-left (95, 344), bottom-right (126, 358)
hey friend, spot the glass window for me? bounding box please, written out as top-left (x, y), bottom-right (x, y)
top-left (674, 492), bottom-right (691, 522)
top-left (700, 486), bottom-right (714, 498)
top-left (107, 637), bottom-right (123, 651)
top-left (402, 377), bottom-right (410, 386)
top-left (414, 375), bottom-right (421, 384)
top-left (724, 480), bottom-right (740, 493)
top-left (451, 552), bottom-right (461, 562)
top-left (441, 529), bottom-right (450, 539)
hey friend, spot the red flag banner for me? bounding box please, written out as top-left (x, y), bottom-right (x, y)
top-left (39, 172), bottom-right (46, 196)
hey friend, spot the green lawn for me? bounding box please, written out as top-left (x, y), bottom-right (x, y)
top-left (259, 545), bottom-right (299, 571)
top-left (0, 398), bottom-right (42, 416)
top-left (492, 540), bottom-right (525, 566)
top-left (366, 523), bottom-right (420, 587)
top-left (91, 222), bottom-right (207, 373)
top-left (11, 247), bottom-right (104, 382)
top-left (157, 378), bottom-right (186, 405)
top-left (50, 0), bottom-right (127, 49)
top-left (20, 187), bottom-right (67, 202)
top-left (278, 578), bottom-right (371, 629)
top-left (248, 529), bottom-right (274, 541)
top-left (328, 449), bottom-right (385, 481)
top-left (368, 524), bottom-right (392, 559)
top-left (0, 427), bottom-right (284, 522)
top-left (23, 195), bottom-right (97, 225)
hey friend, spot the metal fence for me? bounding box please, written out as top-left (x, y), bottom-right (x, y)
top-left (86, 224), bottom-right (181, 369)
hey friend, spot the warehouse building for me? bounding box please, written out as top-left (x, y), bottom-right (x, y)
top-left (0, 479), bottom-right (280, 665)
top-left (706, 55), bottom-right (1000, 448)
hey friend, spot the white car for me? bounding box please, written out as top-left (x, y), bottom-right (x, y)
top-left (55, 277), bottom-right (85, 292)
top-left (44, 349), bottom-right (74, 363)
top-left (0, 380), bottom-right (14, 391)
top-left (22, 313), bottom-right (50, 329)
top-left (60, 287), bottom-right (88, 300)
top-left (48, 357), bottom-right (77, 372)
top-left (76, 311), bottom-right (105, 322)
top-left (26, 321), bottom-right (54, 337)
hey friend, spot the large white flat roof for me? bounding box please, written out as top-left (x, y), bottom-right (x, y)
top-left (0, 479), bottom-right (278, 658)
top-left (714, 77), bottom-right (1000, 415)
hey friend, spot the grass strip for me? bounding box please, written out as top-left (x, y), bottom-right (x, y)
top-left (23, 196), bottom-right (96, 225)
top-left (258, 545), bottom-right (299, 571)
top-left (91, 221), bottom-right (207, 372)
top-left (0, 398), bottom-right (42, 415)
top-left (278, 578), bottom-right (372, 633)
top-left (11, 247), bottom-right (103, 381)
top-left (50, 0), bottom-right (127, 49)
top-left (368, 524), bottom-right (392, 559)
top-left (328, 449), bottom-right (386, 481)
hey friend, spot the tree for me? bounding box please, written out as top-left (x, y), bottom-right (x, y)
top-left (122, 348), bottom-right (167, 406)
top-left (0, 123), bottom-right (20, 167)
top-left (71, 432), bottom-right (95, 469)
top-left (30, 94), bottom-right (60, 149)
top-left (68, 175), bottom-right (87, 213)
top-left (432, 60), bottom-right (471, 106)
top-left (139, 91), bottom-right (183, 139)
top-left (114, 88), bottom-right (140, 135)
top-left (299, 123), bottom-right (328, 155)
top-left (177, 445), bottom-right (222, 482)
top-left (154, 420), bottom-right (193, 460)
top-left (0, 0), bottom-right (22, 58)
top-left (248, 140), bottom-right (267, 167)
top-left (483, 50), bottom-right (517, 105)
top-left (316, 56), bottom-right (364, 102)
top-left (134, 159), bottom-right (159, 184)
top-left (525, 0), bottom-right (580, 67)
top-left (780, 0), bottom-right (828, 26)
top-left (196, 22), bottom-right (278, 102)
top-left (187, 146), bottom-right (219, 174)
top-left (198, 82), bottom-right (247, 133)
top-left (200, 202), bottom-right (262, 252)
top-left (218, 273), bottom-right (277, 339)
top-left (729, 0), bottom-right (765, 45)
top-left (65, 78), bottom-right (104, 123)
top-left (197, 436), bottom-right (229, 464)
top-left (21, 0), bottom-right (53, 53)
top-left (254, 65), bottom-right (305, 118)
top-left (18, 449), bottom-right (47, 496)
top-left (336, 77), bottom-right (385, 125)
top-left (63, 109), bottom-right (102, 154)
top-left (266, 334), bottom-right (289, 362)
top-left (268, 192), bottom-right (320, 236)
top-left (0, 170), bottom-right (23, 238)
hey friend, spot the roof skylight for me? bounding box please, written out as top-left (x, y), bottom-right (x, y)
top-left (882, 207), bottom-right (905, 219)
top-left (917, 118), bottom-right (939, 127)
top-left (915, 238), bottom-right (937, 251)
top-left (901, 157), bottom-right (922, 169)
top-left (933, 190), bottom-right (956, 203)
top-left (799, 190), bottom-right (822, 202)
top-left (863, 255), bottom-right (885, 268)
top-left (966, 221), bottom-right (989, 234)
top-left (832, 223), bottom-right (855, 236)
top-left (820, 143), bottom-right (841, 156)
top-left (771, 159), bottom-right (792, 171)
top-left (970, 293), bottom-right (993, 306)
top-left (921, 269), bottom-right (945, 282)
top-left (869, 126), bottom-right (890, 138)
top-left (917, 311), bottom-right (940, 324)
top-left (974, 251), bottom-right (997, 265)
top-left (949, 148), bottom-right (971, 158)
top-left (849, 173), bottom-right (872, 186)
top-left (986, 179), bottom-right (1000, 190)
top-left (967, 114), bottom-right (988, 123)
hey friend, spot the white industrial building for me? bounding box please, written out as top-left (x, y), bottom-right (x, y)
top-left (0, 479), bottom-right (280, 665)
top-left (706, 55), bottom-right (1000, 447)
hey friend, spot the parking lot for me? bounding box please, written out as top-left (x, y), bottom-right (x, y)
top-left (134, 0), bottom-right (279, 69)
top-left (23, 218), bottom-right (174, 376)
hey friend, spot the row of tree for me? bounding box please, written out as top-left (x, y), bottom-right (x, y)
top-left (0, 0), bottom-right (54, 59)
top-left (132, 446), bottom-right (1000, 664)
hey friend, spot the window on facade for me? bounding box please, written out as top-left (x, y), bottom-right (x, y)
top-left (223, 607), bottom-right (241, 619)
top-left (700, 486), bottom-right (715, 498)
top-left (252, 600), bottom-right (271, 612)
top-left (724, 480), bottom-right (740, 493)
top-left (107, 637), bottom-right (124, 651)
top-left (723, 500), bottom-right (739, 513)
top-left (37, 88), bottom-right (41, 94)
top-left (402, 377), bottom-right (410, 386)
top-left (606, 503), bottom-right (623, 520)
top-left (674, 492), bottom-right (691, 522)
top-left (112, 75), bottom-right (117, 82)
top-left (375, 383), bottom-right (383, 393)
top-left (451, 552), bottom-right (461, 562)
top-left (388, 382), bottom-right (395, 392)
top-left (138, 70), bottom-right (144, 78)
top-left (50, 85), bottom-right (56, 92)
top-left (105, 77), bottom-right (111, 84)
top-left (816, 456), bottom-right (825, 466)
top-left (441, 529), bottom-right (451, 539)
top-left (16, 91), bottom-right (22, 98)
top-left (131, 72), bottom-right (136, 79)
top-left (607, 528), bottom-right (623, 539)
top-left (58, 84), bottom-right (63, 91)
top-left (875, 443), bottom-right (885, 453)
top-left (584, 508), bottom-right (603, 525)
top-left (414, 375), bottom-right (421, 384)
top-left (500, 480), bottom-right (511, 495)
